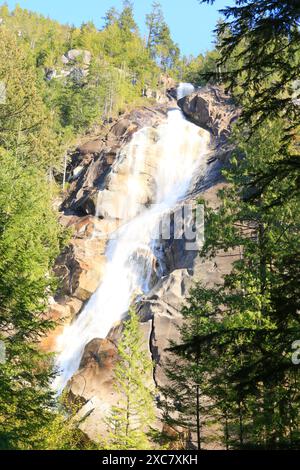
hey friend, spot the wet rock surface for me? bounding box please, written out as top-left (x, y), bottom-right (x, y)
top-left (178, 85), bottom-right (240, 141)
top-left (45, 88), bottom-right (239, 447)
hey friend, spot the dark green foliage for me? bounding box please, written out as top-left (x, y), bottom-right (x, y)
top-left (164, 118), bottom-right (300, 449)
top-left (57, 63), bottom-right (101, 133)
top-left (0, 28), bottom-right (63, 171)
top-left (146, 2), bottom-right (180, 72)
top-left (181, 49), bottom-right (220, 86)
top-left (0, 150), bottom-right (66, 449)
top-left (103, 7), bottom-right (119, 28)
top-left (172, 1), bottom-right (300, 449)
top-left (200, 0), bottom-right (300, 202)
top-left (0, 3), bottom-right (174, 449)
top-left (159, 307), bottom-right (208, 450)
top-left (146, 2), bottom-right (164, 54)
top-left (119, 1), bottom-right (138, 36)
top-left (104, 309), bottom-right (156, 450)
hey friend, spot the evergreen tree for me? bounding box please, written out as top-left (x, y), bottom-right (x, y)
top-left (77, 21), bottom-right (98, 51)
top-left (156, 23), bottom-right (180, 72)
top-left (146, 2), bottom-right (164, 56)
top-left (159, 290), bottom-right (214, 450)
top-left (182, 49), bottom-right (220, 86)
top-left (167, 119), bottom-right (300, 449)
top-left (104, 309), bottom-right (156, 450)
top-left (200, 0), bottom-right (300, 203)
top-left (0, 150), bottom-right (66, 449)
top-left (145, 2), bottom-right (179, 72)
top-left (57, 59), bottom-right (101, 133)
top-left (103, 7), bottom-right (119, 28)
top-left (119, 1), bottom-right (138, 36)
top-left (0, 28), bottom-right (62, 171)
top-left (36, 394), bottom-right (97, 450)
top-left (0, 3), bottom-right (9, 19)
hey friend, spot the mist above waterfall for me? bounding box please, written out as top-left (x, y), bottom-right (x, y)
top-left (53, 108), bottom-right (210, 393)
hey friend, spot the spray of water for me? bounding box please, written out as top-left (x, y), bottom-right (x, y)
top-left (53, 107), bottom-right (209, 393)
top-left (177, 82), bottom-right (195, 100)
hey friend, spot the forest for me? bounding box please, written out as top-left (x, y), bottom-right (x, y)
top-left (0, 0), bottom-right (299, 452)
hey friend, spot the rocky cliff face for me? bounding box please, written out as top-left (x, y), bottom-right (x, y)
top-left (178, 85), bottom-right (240, 166)
top-left (41, 105), bottom-right (167, 352)
top-left (45, 86), bottom-right (239, 448)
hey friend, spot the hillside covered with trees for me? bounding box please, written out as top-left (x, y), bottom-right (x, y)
top-left (0, 0), bottom-right (299, 453)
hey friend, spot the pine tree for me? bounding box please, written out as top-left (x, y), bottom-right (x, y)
top-left (36, 394), bottom-right (97, 450)
top-left (145, 2), bottom-right (179, 72)
top-left (103, 7), bottom-right (119, 28)
top-left (159, 289), bottom-right (215, 450)
top-left (104, 309), bottom-right (156, 450)
top-left (146, 2), bottom-right (164, 56)
top-left (158, 23), bottom-right (180, 72)
top-left (57, 61), bottom-right (101, 133)
top-left (0, 150), bottom-right (66, 449)
top-left (119, 1), bottom-right (138, 36)
top-left (0, 3), bottom-right (9, 19)
top-left (200, 0), bottom-right (300, 203)
top-left (167, 118), bottom-right (300, 449)
top-left (0, 28), bottom-right (62, 171)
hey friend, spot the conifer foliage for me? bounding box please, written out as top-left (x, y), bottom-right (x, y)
top-left (163, 119), bottom-right (300, 449)
top-left (105, 309), bottom-right (156, 450)
top-left (200, 0), bottom-right (300, 201)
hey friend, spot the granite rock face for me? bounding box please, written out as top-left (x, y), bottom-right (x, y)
top-left (49, 105), bottom-right (168, 328)
top-left (178, 85), bottom-right (240, 142)
top-left (45, 87), bottom-right (238, 448)
top-left (62, 106), bottom-right (168, 217)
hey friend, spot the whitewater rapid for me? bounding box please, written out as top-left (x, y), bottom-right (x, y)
top-left (53, 105), bottom-right (210, 393)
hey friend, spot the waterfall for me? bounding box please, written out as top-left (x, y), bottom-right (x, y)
top-left (177, 82), bottom-right (195, 100)
top-left (53, 107), bottom-right (210, 393)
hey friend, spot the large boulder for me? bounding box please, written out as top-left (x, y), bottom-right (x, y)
top-left (62, 49), bottom-right (92, 66)
top-left (111, 119), bottom-right (137, 138)
top-left (68, 338), bottom-right (118, 439)
top-left (54, 237), bottom-right (107, 302)
top-left (178, 85), bottom-right (240, 144)
top-left (68, 329), bottom-right (154, 440)
top-left (76, 140), bottom-right (103, 156)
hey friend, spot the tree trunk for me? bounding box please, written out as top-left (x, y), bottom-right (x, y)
top-left (62, 153), bottom-right (67, 191)
top-left (238, 401), bottom-right (244, 448)
top-left (224, 409), bottom-right (229, 450)
top-left (196, 384), bottom-right (201, 450)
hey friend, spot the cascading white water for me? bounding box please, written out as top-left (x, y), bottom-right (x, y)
top-left (177, 82), bottom-right (195, 100)
top-left (53, 107), bottom-right (210, 393)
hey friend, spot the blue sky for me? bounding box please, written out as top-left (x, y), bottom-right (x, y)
top-left (5, 0), bottom-right (233, 57)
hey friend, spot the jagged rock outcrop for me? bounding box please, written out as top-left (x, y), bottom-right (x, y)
top-left (62, 49), bottom-right (92, 67)
top-left (46, 86), bottom-right (238, 448)
top-left (45, 49), bottom-right (92, 81)
top-left (45, 105), bottom-right (169, 338)
top-left (178, 85), bottom-right (239, 141)
top-left (178, 85), bottom-right (240, 167)
top-left (53, 215), bottom-right (109, 305)
top-left (67, 338), bottom-right (119, 440)
top-left (70, 338), bottom-right (118, 403)
top-left (62, 106), bottom-right (168, 217)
